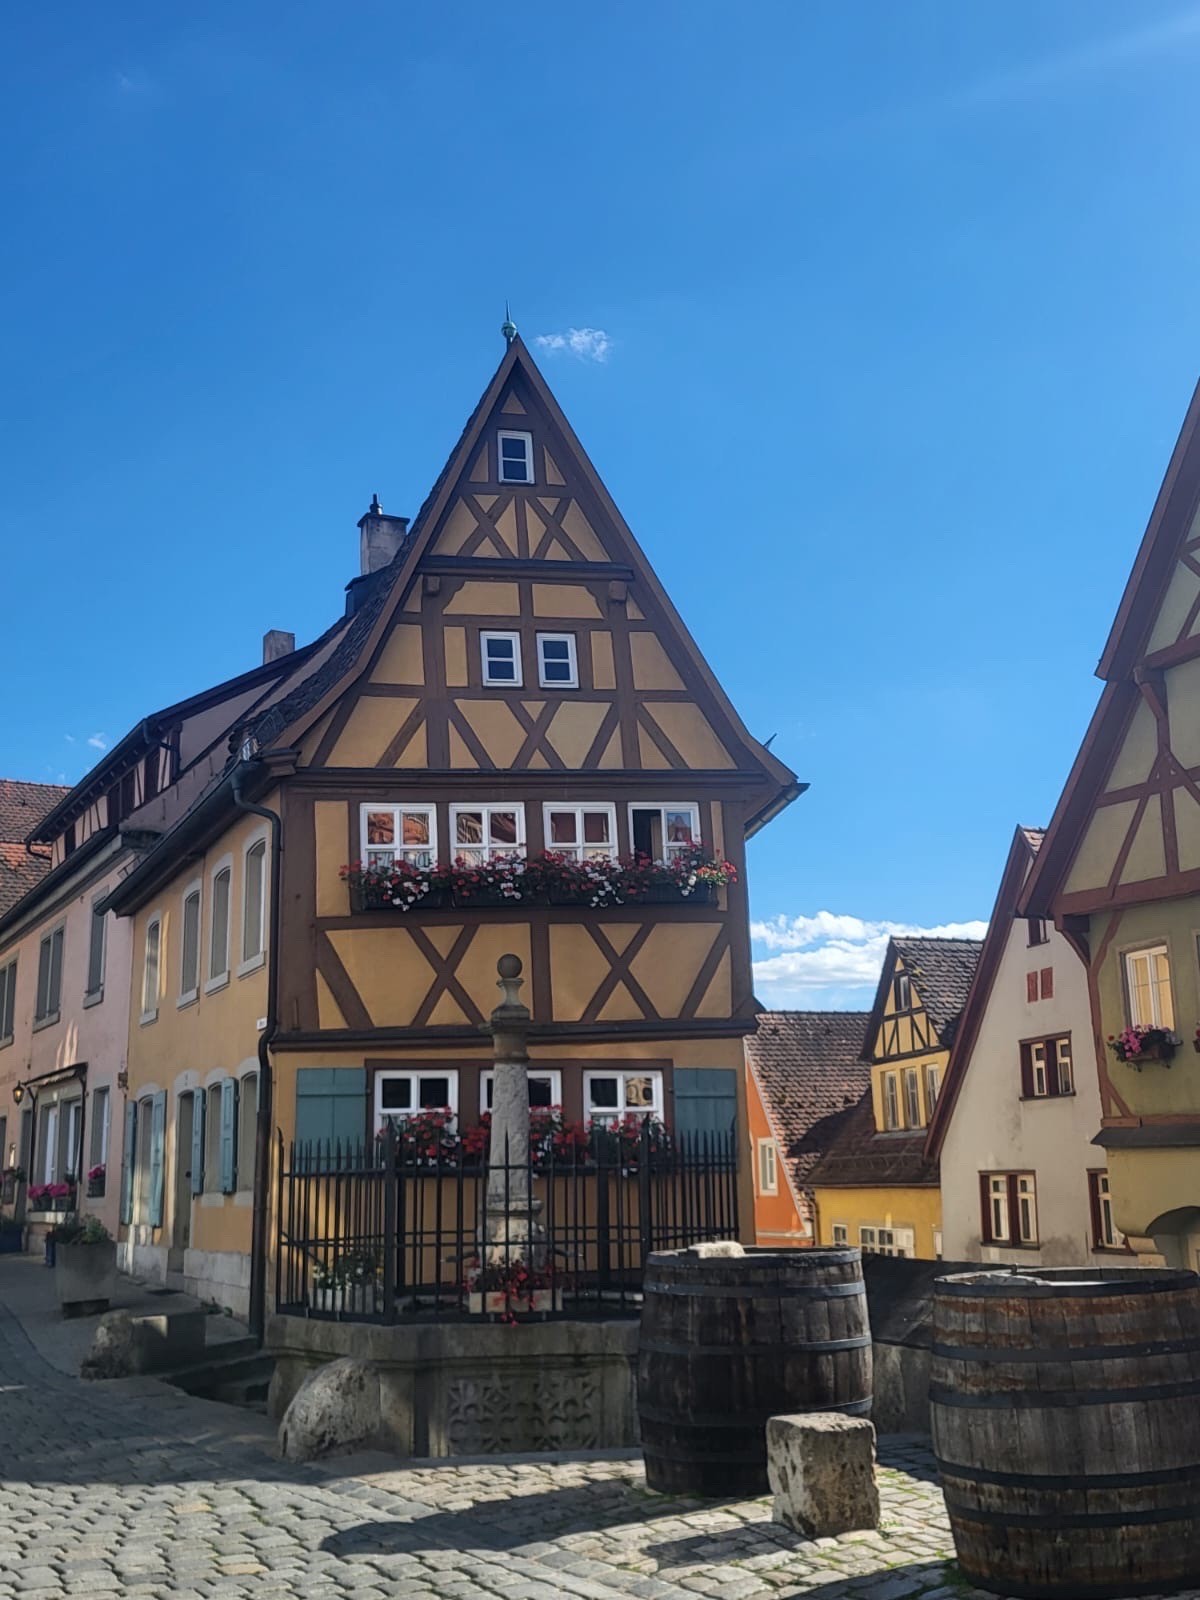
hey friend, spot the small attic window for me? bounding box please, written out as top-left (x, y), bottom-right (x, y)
top-left (498, 431), bottom-right (534, 484)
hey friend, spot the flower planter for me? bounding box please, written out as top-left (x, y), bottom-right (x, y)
top-left (452, 888), bottom-right (528, 909)
top-left (622, 883), bottom-right (717, 906)
top-left (351, 884), bottom-right (449, 913)
top-left (1127, 1043), bottom-right (1176, 1067)
top-left (311, 1283), bottom-right (383, 1318)
top-left (86, 1178), bottom-right (106, 1199)
top-left (467, 1289), bottom-right (562, 1317)
top-left (55, 1240), bottom-right (117, 1317)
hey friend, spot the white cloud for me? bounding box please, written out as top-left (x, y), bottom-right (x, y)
top-left (87, 733), bottom-right (108, 751)
top-left (64, 734), bottom-right (75, 744)
top-left (751, 911), bottom-right (988, 1008)
top-left (534, 328), bottom-right (612, 364)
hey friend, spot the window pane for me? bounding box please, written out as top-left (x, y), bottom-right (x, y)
top-left (501, 437), bottom-right (525, 459)
top-left (542, 660), bottom-right (572, 682)
top-left (589, 1077), bottom-right (619, 1109)
top-left (366, 811), bottom-right (395, 846)
top-left (583, 812), bottom-right (610, 844)
top-left (624, 1075), bottom-right (654, 1109)
top-left (529, 1077), bottom-right (552, 1108)
top-left (665, 810), bottom-right (695, 844)
top-left (542, 639), bottom-right (569, 661)
top-left (401, 812), bottom-right (430, 846)
top-left (549, 811), bottom-right (577, 844)
top-left (490, 812), bottom-right (518, 846)
top-left (211, 869), bottom-right (231, 978)
top-left (244, 842), bottom-right (265, 959)
top-left (380, 1078), bottom-right (413, 1110)
top-left (419, 1077), bottom-right (450, 1108)
top-left (182, 893), bottom-right (200, 993)
top-left (486, 636), bottom-right (514, 662)
top-left (87, 907), bottom-right (106, 994)
top-left (456, 812), bottom-right (484, 845)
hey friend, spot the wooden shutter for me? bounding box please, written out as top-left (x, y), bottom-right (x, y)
top-left (1087, 1171), bottom-right (1103, 1248)
top-left (148, 1092), bottom-right (166, 1227)
top-left (190, 1091), bottom-right (206, 1196)
top-left (35, 938), bottom-right (51, 1017)
top-left (120, 1101), bottom-right (137, 1224)
top-left (1018, 1042), bottom-right (1034, 1098)
top-left (1026, 971), bottom-right (1038, 1004)
top-left (220, 1079), bottom-right (239, 1194)
top-left (673, 1068), bottom-right (738, 1148)
top-left (294, 1067), bottom-right (368, 1153)
top-left (1040, 967), bottom-right (1054, 1000)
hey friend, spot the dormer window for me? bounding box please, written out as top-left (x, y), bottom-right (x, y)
top-left (498, 431), bottom-right (534, 484)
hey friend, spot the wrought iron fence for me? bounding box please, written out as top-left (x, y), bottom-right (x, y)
top-left (274, 1120), bottom-right (739, 1322)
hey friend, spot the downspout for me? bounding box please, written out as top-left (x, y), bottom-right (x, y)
top-left (232, 763), bottom-right (282, 1345)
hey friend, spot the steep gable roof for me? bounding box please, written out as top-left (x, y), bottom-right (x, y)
top-left (249, 335), bottom-right (800, 821)
top-left (862, 935), bottom-right (983, 1059)
top-left (926, 827), bottom-right (1040, 1159)
top-left (745, 1011), bottom-right (871, 1197)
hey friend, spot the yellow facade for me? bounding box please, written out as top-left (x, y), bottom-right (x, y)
top-left (812, 1185), bottom-right (942, 1259)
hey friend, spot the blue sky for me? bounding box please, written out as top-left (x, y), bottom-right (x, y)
top-left (4, 3), bottom-right (1200, 1007)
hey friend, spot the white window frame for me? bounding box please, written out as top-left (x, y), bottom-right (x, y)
top-left (480, 630), bottom-right (523, 688)
top-left (1124, 943), bottom-right (1173, 1029)
top-left (236, 1070), bottom-right (258, 1195)
top-left (90, 1085), bottom-right (111, 1170)
top-left (1030, 1040), bottom-right (1048, 1097)
top-left (1053, 1036), bottom-right (1073, 1094)
top-left (902, 1066), bottom-right (921, 1129)
top-left (831, 1223), bottom-right (849, 1246)
top-left (238, 832), bottom-right (268, 977)
top-left (542, 802), bottom-right (618, 861)
top-left (374, 1069), bottom-right (460, 1135)
top-left (206, 854), bottom-right (233, 993)
top-left (1017, 1173), bottom-right (1038, 1244)
top-left (627, 802), bottom-right (702, 864)
top-left (583, 1069), bottom-right (665, 1124)
top-left (449, 802), bottom-right (526, 865)
top-left (497, 429), bottom-right (534, 484)
top-left (1093, 1170), bottom-right (1121, 1249)
top-left (479, 1068), bottom-right (563, 1115)
top-left (141, 913), bottom-right (162, 1024)
top-left (882, 1071), bottom-right (900, 1131)
top-left (84, 895), bottom-right (107, 1003)
top-left (924, 1063), bottom-right (940, 1114)
top-left (987, 1174), bottom-right (1011, 1242)
top-left (178, 878), bottom-right (203, 1007)
top-left (756, 1138), bottom-right (778, 1196)
top-left (860, 1224), bottom-right (914, 1259)
top-left (536, 632), bottom-right (579, 689)
top-left (0, 959), bottom-right (15, 1046)
top-left (360, 803), bottom-right (438, 872)
top-left (204, 1081), bottom-right (225, 1195)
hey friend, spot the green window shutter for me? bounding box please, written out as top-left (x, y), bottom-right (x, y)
top-left (673, 1068), bottom-right (738, 1146)
top-left (148, 1092), bottom-right (167, 1227)
top-left (190, 1091), bottom-right (206, 1196)
top-left (295, 1067), bottom-right (368, 1153)
top-left (120, 1101), bottom-right (137, 1223)
top-left (220, 1079), bottom-right (239, 1194)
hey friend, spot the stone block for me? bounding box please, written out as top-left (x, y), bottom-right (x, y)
top-left (766, 1412), bottom-right (880, 1538)
top-left (82, 1308), bottom-right (208, 1379)
top-left (278, 1357), bottom-right (382, 1462)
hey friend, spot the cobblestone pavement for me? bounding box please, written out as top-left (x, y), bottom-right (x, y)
top-left (0, 1272), bottom-right (1194, 1600)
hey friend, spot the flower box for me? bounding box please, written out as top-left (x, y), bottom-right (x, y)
top-left (622, 882), bottom-right (716, 906)
top-left (350, 882), bottom-right (449, 914)
top-left (467, 1289), bottom-right (562, 1317)
top-left (55, 1240), bottom-right (117, 1318)
top-left (452, 886), bottom-right (528, 908)
top-left (312, 1284), bottom-right (382, 1318)
top-left (1129, 1042), bottom-right (1176, 1066)
top-left (87, 1177), bottom-right (106, 1199)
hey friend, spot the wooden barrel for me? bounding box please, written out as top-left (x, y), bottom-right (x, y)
top-left (931, 1266), bottom-right (1200, 1600)
top-left (637, 1242), bottom-right (872, 1496)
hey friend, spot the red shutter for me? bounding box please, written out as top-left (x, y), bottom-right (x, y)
top-left (979, 1173), bottom-right (993, 1243)
top-left (1019, 1043), bottom-right (1034, 1098)
top-left (1087, 1171), bottom-right (1103, 1249)
top-left (1040, 967), bottom-right (1054, 999)
top-left (1026, 972), bottom-right (1039, 1003)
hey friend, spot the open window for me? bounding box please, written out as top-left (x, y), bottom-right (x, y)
top-left (628, 803), bottom-right (699, 864)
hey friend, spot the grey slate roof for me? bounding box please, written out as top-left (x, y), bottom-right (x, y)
top-left (746, 1011), bottom-right (872, 1197)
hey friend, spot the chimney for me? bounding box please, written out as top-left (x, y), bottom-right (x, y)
top-left (262, 629), bottom-right (295, 664)
top-left (358, 494), bottom-right (410, 575)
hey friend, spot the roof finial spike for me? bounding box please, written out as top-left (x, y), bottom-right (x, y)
top-left (369, 493), bottom-right (382, 514)
top-left (501, 301), bottom-right (518, 346)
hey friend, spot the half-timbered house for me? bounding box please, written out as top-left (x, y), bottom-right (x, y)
top-left (808, 936), bottom-right (980, 1258)
top-left (102, 334), bottom-right (802, 1323)
top-left (1024, 377), bottom-right (1200, 1269)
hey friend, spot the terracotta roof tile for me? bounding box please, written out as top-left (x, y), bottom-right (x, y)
top-left (0, 780), bottom-right (69, 844)
top-left (806, 1090), bottom-right (939, 1190)
top-left (745, 1011), bottom-right (872, 1198)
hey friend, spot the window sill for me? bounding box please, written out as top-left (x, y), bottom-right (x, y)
top-left (204, 973), bottom-right (230, 996)
top-left (237, 953), bottom-right (266, 979)
top-left (233, 1190), bottom-right (254, 1208)
top-left (1092, 1244), bottom-right (1132, 1255)
top-left (32, 1012), bottom-right (60, 1033)
top-left (83, 988), bottom-right (104, 1010)
top-left (984, 1241), bottom-right (1041, 1251)
top-left (200, 1192), bottom-right (226, 1208)
top-left (176, 992), bottom-right (199, 1012)
top-left (139, 1010), bottom-right (158, 1027)
top-left (1018, 1091), bottom-right (1077, 1102)
top-left (0, 1034), bottom-right (12, 1051)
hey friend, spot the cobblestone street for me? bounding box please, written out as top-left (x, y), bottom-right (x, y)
top-left (0, 1265), bottom-right (1193, 1600)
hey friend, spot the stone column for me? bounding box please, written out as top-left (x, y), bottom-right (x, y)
top-left (483, 955), bottom-right (543, 1264)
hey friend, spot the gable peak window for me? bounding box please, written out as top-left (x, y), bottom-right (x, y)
top-left (894, 972), bottom-right (912, 1011)
top-left (481, 630), bottom-right (522, 687)
top-left (537, 632), bottom-right (578, 689)
top-left (1027, 917), bottom-right (1049, 947)
top-left (497, 430), bottom-right (534, 484)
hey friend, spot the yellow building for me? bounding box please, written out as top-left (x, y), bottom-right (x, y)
top-left (808, 936), bottom-right (980, 1258)
top-left (101, 332), bottom-right (802, 1325)
top-left (1024, 378), bottom-right (1200, 1269)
